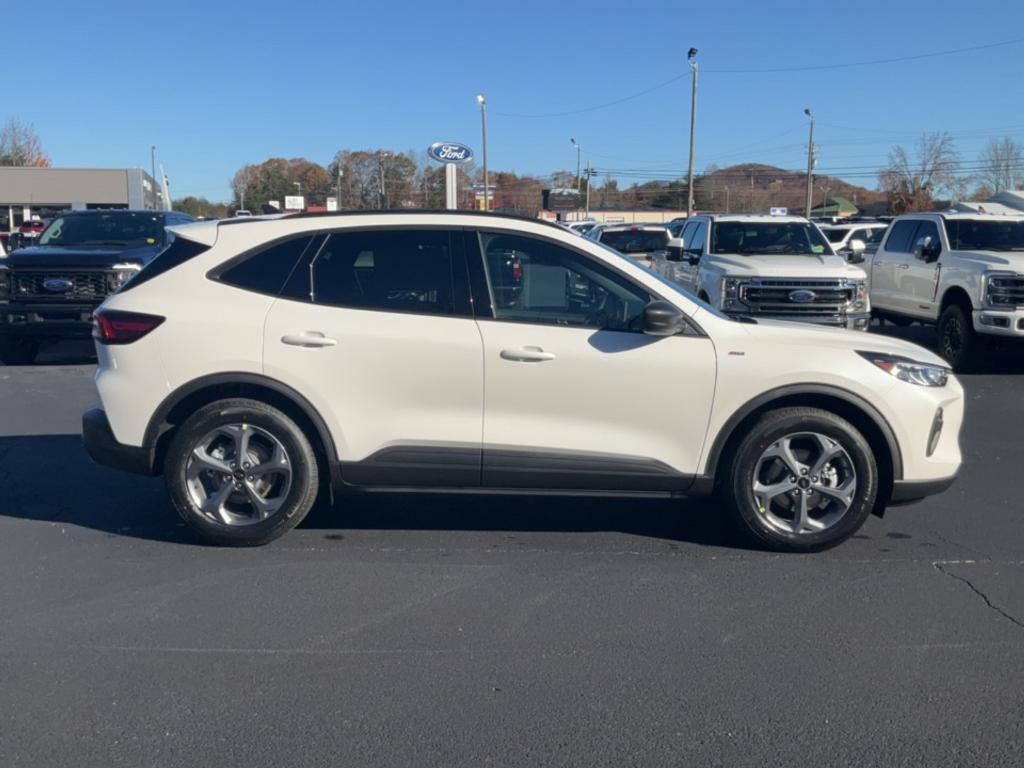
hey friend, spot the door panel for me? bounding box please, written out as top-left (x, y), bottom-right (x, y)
top-left (871, 219), bottom-right (917, 312)
top-left (902, 221), bottom-right (943, 318)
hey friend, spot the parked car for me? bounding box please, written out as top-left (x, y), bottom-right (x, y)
top-left (594, 223), bottom-right (671, 263)
top-left (563, 220), bottom-right (597, 235)
top-left (234, 210), bottom-right (253, 218)
top-left (819, 221), bottom-right (889, 263)
top-left (82, 211), bottom-right (961, 551)
top-left (0, 209), bottom-right (194, 364)
top-left (19, 219), bottom-right (47, 240)
top-left (651, 214), bottom-right (871, 330)
top-left (867, 212), bottom-right (1024, 371)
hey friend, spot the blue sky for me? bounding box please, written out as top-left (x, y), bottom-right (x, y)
top-left (7, 0), bottom-right (1023, 201)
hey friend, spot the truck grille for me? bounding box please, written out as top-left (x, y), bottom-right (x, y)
top-left (986, 275), bottom-right (1024, 308)
top-left (739, 279), bottom-right (855, 321)
top-left (12, 271), bottom-right (109, 301)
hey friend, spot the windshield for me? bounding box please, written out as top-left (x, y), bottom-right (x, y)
top-left (39, 213), bottom-right (165, 248)
top-left (944, 219), bottom-right (1024, 252)
top-left (599, 229), bottom-right (669, 254)
top-left (821, 227), bottom-right (849, 243)
top-left (711, 222), bottom-right (833, 256)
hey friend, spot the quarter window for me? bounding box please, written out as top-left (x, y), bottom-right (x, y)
top-left (309, 229), bottom-right (456, 315)
top-left (219, 235), bottom-right (317, 296)
top-left (477, 232), bottom-right (650, 332)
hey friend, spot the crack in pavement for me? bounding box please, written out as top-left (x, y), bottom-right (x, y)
top-left (933, 561), bottom-right (1024, 630)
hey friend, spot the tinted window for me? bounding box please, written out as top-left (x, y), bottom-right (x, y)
top-left (39, 212), bottom-right (166, 248)
top-left (865, 227), bottom-right (887, 245)
top-left (944, 219), bottom-right (1024, 251)
top-left (911, 220), bottom-right (941, 252)
top-left (120, 237), bottom-right (210, 292)
top-left (688, 222), bottom-right (708, 252)
top-left (821, 227), bottom-right (848, 243)
top-left (310, 229), bottom-right (455, 315)
top-left (678, 221), bottom-right (696, 244)
top-left (478, 232), bottom-right (650, 332)
top-left (711, 221), bottom-right (830, 255)
top-left (219, 235), bottom-right (316, 296)
top-left (884, 220), bottom-right (918, 253)
top-left (599, 229), bottom-right (669, 254)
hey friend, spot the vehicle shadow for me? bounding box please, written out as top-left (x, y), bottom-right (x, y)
top-left (0, 435), bottom-right (744, 549)
top-left (869, 321), bottom-right (1024, 375)
top-left (0, 340), bottom-right (97, 367)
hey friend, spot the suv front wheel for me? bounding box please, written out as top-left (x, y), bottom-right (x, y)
top-left (724, 407), bottom-right (878, 552)
top-left (164, 398), bottom-right (320, 546)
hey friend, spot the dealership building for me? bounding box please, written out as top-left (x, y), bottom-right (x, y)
top-left (0, 166), bottom-right (164, 236)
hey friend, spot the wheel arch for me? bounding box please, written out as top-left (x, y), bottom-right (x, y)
top-left (144, 373), bottom-right (340, 490)
top-left (703, 384), bottom-right (902, 509)
top-left (939, 284), bottom-right (974, 313)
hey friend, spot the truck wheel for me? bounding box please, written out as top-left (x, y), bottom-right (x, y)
top-left (724, 407), bottom-right (877, 552)
top-left (164, 398), bottom-right (320, 546)
top-left (0, 338), bottom-right (40, 365)
top-left (938, 303), bottom-right (986, 372)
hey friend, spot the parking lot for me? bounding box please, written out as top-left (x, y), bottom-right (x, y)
top-left (1, 327), bottom-right (1021, 767)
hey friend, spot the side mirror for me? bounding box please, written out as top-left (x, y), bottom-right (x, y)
top-left (914, 237), bottom-right (941, 263)
top-left (665, 237), bottom-right (685, 262)
top-left (642, 300), bottom-right (687, 336)
top-left (845, 239), bottom-right (866, 263)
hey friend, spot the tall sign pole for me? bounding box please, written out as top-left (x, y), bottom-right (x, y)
top-left (428, 142), bottom-right (475, 211)
top-left (804, 108), bottom-right (816, 217)
top-left (477, 95), bottom-right (489, 211)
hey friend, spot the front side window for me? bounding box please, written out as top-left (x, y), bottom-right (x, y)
top-left (309, 229), bottom-right (455, 315)
top-left (944, 219), bottom-right (1024, 252)
top-left (711, 221), bottom-right (831, 256)
top-left (687, 222), bottom-right (708, 253)
top-left (864, 227), bottom-right (888, 246)
top-left (911, 221), bottom-right (941, 252)
top-left (884, 220), bottom-right (919, 253)
top-left (478, 232), bottom-right (650, 332)
top-left (39, 212), bottom-right (166, 248)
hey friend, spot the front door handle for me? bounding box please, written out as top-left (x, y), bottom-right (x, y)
top-left (281, 331), bottom-right (337, 348)
top-left (896, 264), bottom-right (910, 270)
top-left (500, 346), bottom-right (556, 363)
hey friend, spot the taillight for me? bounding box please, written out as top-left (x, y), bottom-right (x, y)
top-left (92, 309), bottom-right (165, 345)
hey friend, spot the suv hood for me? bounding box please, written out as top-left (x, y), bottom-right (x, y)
top-left (3, 243), bottom-right (162, 269)
top-left (947, 249), bottom-right (1024, 270)
top-left (705, 252), bottom-right (865, 279)
top-left (743, 318), bottom-right (947, 367)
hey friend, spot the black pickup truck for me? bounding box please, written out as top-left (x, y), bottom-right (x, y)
top-left (0, 210), bottom-right (193, 364)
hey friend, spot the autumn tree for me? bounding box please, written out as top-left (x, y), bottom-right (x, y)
top-left (0, 118), bottom-right (50, 167)
top-left (173, 196), bottom-right (230, 219)
top-left (879, 132), bottom-right (964, 213)
top-left (978, 137), bottom-right (1023, 193)
top-left (229, 158), bottom-right (332, 211)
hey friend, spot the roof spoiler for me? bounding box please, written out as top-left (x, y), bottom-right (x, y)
top-left (166, 219), bottom-right (219, 247)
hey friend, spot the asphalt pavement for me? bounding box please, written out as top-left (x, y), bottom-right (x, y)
top-left (1, 331), bottom-right (1021, 767)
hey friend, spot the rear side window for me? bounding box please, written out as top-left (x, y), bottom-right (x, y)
top-left (120, 237), bottom-right (210, 292)
top-left (884, 220), bottom-right (918, 253)
top-left (308, 229), bottom-right (456, 315)
top-left (218, 235), bottom-right (316, 296)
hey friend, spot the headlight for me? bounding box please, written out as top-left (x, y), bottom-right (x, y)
top-left (720, 277), bottom-right (745, 310)
top-left (858, 351), bottom-right (949, 387)
top-left (851, 280), bottom-right (868, 309)
top-left (981, 271), bottom-right (1024, 308)
top-left (108, 262), bottom-right (142, 291)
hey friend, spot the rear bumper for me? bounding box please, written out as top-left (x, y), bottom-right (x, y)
top-left (889, 474), bottom-right (958, 504)
top-left (82, 407), bottom-right (155, 475)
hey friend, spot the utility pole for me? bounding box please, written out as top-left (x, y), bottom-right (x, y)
top-left (150, 145), bottom-right (157, 210)
top-left (571, 137), bottom-right (582, 191)
top-left (804, 108), bottom-right (816, 218)
top-left (724, 186), bottom-right (730, 214)
top-left (476, 95), bottom-right (489, 211)
top-left (584, 163), bottom-right (593, 217)
top-left (378, 152), bottom-right (388, 209)
top-left (686, 48), bottom-right (699, 217)
top-left (336, 166), bottom-right (343, 210)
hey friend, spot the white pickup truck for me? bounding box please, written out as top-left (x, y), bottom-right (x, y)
top-left (651, 214), bottom-right (871, 330)
top-left (868, 212), bottom-right (1024, 371)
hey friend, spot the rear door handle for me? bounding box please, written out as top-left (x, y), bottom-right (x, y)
top-left (500, 346), bottom-right (556, 363)
top-left (281, 331), bottom-right (337, 348)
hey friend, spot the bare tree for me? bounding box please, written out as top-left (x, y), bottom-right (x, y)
top-left (979, 137), bottom-right (1023, 193)
top-left (879, 132), bottom-right (964, 213)
top-left (231, 165), bottom-right (258, 210)
top-left (0, 118), bottom-right (50, 167)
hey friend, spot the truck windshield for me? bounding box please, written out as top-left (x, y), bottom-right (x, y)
top-left (944, 219), bottom-right (1024, 251)
top-left (599, 229), bottom-right (669, 253)
top-left (712, 222), bottom-right (833, 256)
top-left (39, 213), bottom-right (165, 248)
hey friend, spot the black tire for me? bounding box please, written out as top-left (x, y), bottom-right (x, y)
top-left (164, 398), bottom-right (320, 546)
top-left (0, 337), bottom-right (40, 365)
top-left (937, 303), bottom-right (986, 373)
top-left (724, 407), bottom-right (878, 552)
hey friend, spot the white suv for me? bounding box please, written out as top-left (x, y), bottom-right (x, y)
top-left (651, 215), bottom-right (871, 329)
top-left (82, 212), bottom-right (963, 550)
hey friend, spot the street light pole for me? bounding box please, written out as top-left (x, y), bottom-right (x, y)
top-left (477, 95), bottom-right (489, 211)
top-left (584, 162), bottom-right (592, 218)
top-left (150, 145), bottom-right (158, 210)
top-left (571, 137), bottom-right (582, 191)
top-left (804, 108), bottom-right (815, 218)
top-left (686, 48), bottom-right (698, 218)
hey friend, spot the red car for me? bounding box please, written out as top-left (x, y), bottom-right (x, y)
top-left (19, 220), bottom-right (47, 238)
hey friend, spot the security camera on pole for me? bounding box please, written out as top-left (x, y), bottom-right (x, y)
top-left (427, 141), bottom-right (475, 209)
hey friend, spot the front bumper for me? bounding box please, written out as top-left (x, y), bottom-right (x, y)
top-left (726, 310), bottom-right (871, 331)
top-left (973, 307), bottom-right (1024, 338)
top-left (0, 302), bottom-right (97, 338)
top-left (82, 407), bottom-right (155, 475)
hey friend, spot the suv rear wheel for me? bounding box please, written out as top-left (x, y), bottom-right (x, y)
top-left (0, 338), bottom-right (40, 366)
top-left (164, 398), bottom-right (320, 546)
top-left (724, 407), bottom-right (877, 552)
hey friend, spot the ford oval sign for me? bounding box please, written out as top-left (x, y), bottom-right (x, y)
top-left (43, 278), bottom-right (73, 293)
top-left (428, 142), bottom-right (474, 165)
top-left (789, 289), bottom-right (817, 304)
